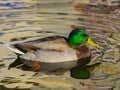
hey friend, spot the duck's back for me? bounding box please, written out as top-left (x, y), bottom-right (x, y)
top-left (12, 36), bottom-right (72, 53)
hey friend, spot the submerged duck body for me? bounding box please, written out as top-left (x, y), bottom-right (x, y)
top-left (7, 28), bottom-right (99, 72)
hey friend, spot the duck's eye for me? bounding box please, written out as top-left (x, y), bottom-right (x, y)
top-left (82, 34), bottom-right (88, 37)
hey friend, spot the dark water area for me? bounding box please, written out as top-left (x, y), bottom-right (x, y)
top-left (0, 0), bottom-right (120, 90)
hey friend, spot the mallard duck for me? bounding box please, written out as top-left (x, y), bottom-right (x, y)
top-left (7, 28), bottom-right (100, 73)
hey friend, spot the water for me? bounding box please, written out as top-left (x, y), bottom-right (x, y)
top-left (0, 0), bottom-right (120, 90)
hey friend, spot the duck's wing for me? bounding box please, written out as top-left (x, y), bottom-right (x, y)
top-left (21, 48), bottom-right (78, 63)
top-left (7, 36), bottom-right (70, 55)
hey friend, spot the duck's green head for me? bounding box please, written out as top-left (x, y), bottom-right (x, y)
top-left (68, 28), bottom-right (100, 48)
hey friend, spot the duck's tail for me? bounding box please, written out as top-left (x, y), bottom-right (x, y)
top-left (6, 44), bottom-right (25, 55)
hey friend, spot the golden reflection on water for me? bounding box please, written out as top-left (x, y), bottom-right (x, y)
top-left (0, 0), bottom-right (120, 90)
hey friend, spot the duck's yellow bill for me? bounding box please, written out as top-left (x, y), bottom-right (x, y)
top-left (87, 37), bottom-right (100, 48)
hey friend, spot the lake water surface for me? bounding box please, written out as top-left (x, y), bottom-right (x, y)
top-left (0, 0), bottom-right (120, 90)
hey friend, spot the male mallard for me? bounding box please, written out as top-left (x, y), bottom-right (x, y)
top-left (7, 28), bottom-right (100, 73)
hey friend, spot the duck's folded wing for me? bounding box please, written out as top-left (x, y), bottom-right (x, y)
top-left (7, 36), bottom-right (70, 54)
top-left (20, 48), bottom-right (78, 63)
top-left (21, 35), bottom-right (69, 51)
